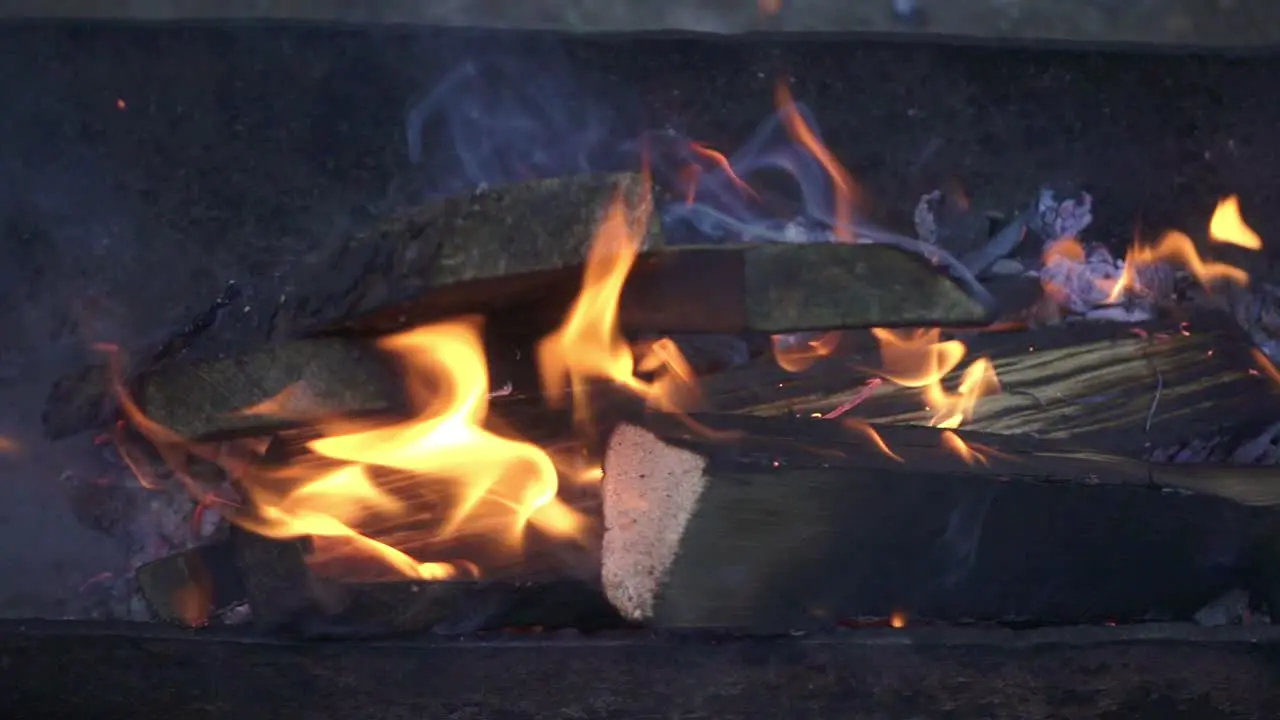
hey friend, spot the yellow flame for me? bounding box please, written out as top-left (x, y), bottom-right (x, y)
top-left (1210, 195), bottom-right (1262, 250)
top-left (537, 192), bottom-right (700, 431)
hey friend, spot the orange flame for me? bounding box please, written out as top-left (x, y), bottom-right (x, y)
top-left (237, 317), bottom-right (582, 579)
top-left (1251, 348), bottom-right (1280, 388)
top-left (774, 80), bottom-right (859, 242)
top-left (682, 142), bottom-right (758, 206)
top-left (537, 193), bottom-right (700, 431)
top-left (772, 331), bottom-right (841, 372)
top-left (843, 418), bottom-right (903, 462)
top-left (1107, 229), bottom-right (1251, 304)
top-left (870, 328), bottom-right (1001, 429)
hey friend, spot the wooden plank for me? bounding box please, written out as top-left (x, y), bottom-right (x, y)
top-left (2, 621), bottom-right (1279, 720)
top-left (600, 413), bottom-right (1279, 630)
top-left (269, 172), bottom-right (662, 339)
top-left (3, 0), bottom-right (1277, 48)
top-left (700, 309), bottom-right (1280, 458)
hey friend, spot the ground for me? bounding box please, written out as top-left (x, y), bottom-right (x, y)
top-left (0, 23), bottom-right (1276, 618)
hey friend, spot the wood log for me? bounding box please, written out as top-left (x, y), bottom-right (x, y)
top-left (700, 309), bottom-right (1280, 458)
top-left (600, 413), bottom-right (1280, 630)
top-left (40, 172), bottom-right (654, 441)
top-left (132, 240), bottom-right (994, 441)
top-left (3, 621), bottom-right (1279, 720)
top-left (4, 0), bottom-right (1276, 48)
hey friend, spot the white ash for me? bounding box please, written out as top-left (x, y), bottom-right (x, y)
top-left (911, 189), bottom-right (942, 245)
top-left (1030, 188), bottom-right (1093, 244)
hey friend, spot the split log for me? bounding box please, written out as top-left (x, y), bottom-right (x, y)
top-left (700, 309), bottom-right (1280, 458)
top-left (275, 172), bottom-right (662, 339)
top-left (131, 240), bottom-right (994, 440)
top-left (600, 413), bottom-right (1280, 630)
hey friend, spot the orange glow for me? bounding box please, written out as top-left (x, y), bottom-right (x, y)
top-left (1252, 348), bottom-right (1280, 387)
top-left (775, 81), bottom-right (859, 241)
top-left (889, 610), bottom-right (908, 629)
top-left (0, 436), bottom-right (18, 454)
top-left (869, 328), bottom-right (1000, 429)
top-left (758, 0), bottom-right (782, 15)
top-left (843, 419), bottom-right (903, 462)
top-left (537, 192), bottom-right (700, 432)
top-left (1042, 237), bottom-right (1086, 265)
top-left (1210, 195), bottom-right (1262, 250)
top-left (772, 331), bottom-right (841, 372)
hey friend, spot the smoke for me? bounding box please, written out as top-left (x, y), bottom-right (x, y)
top-left (401, 41), bottom-right (852, 248)
top-left (403, 42), bottom-right (625, 196)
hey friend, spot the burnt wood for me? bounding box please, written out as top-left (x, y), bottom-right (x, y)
top-left (600, 413), bottom-right (1279, 630)
top-left (1, 621), bottom-right (1278, 719)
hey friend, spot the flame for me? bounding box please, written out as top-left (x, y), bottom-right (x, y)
top-left (869, 328), bottom-right (1001, 429)
top-left (843, 418), bottom-right (903, 462)
top-left (774, 80), bottom-right (859, 241)
top-left (889, 610), bottom-right (908, 629)
top-left (237, 317), bottom-right (581, 578)
top-left (940, 430), bottom-right (986, 465)
top-left (537, 192), bottom-right (699, 431)
top-left (1210, 195), bottom-right (1262, 250)
top-left (1251, 348), bottom-right (1280, 387)
top-left (772, 331), bottom-right (841, 372)
top-left (1107, 229), bottom-right (1251, 304)
top-left (682, 142), bottom-right (758, 206)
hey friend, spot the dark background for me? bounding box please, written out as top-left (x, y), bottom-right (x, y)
top-left (0, 22), bottom-right (1277, 617)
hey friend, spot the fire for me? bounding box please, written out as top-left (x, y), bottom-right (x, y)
top-left (772, 331), bottom-right (841, 372)
top-left (232, 317), bottom-right (584, 580)
top-left (537, 192), bottom-right (700, 431)
top-left (1209, 195), bottom-right (1262, 250)
top-left (0, 436), bottom-right (18, 454)
top-left (774, 81), bottom-right (859, 241)
top-left (1105, 198), bottom-right (1260, 304)
top-left (869, 328), bottom-right (1001, 429)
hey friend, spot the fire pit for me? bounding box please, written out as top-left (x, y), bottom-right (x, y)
top-left (3, 16), bottom-right (1280, 720)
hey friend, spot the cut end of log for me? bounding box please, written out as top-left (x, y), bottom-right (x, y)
top-left (601, 423), bottom-right (706, 622)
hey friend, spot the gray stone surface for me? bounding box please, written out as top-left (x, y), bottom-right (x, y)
top-left (0, 0), bottom-right (1276, 47)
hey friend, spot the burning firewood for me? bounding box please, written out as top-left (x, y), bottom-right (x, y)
top-left (600, 413), bottom-right (1280, 630)
top-left (701, 309), bottom-right (1279, 458)
top-left (41, 171), bottom-right (658, 441)
top-left (124, 239), bottom-right (995, 441)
